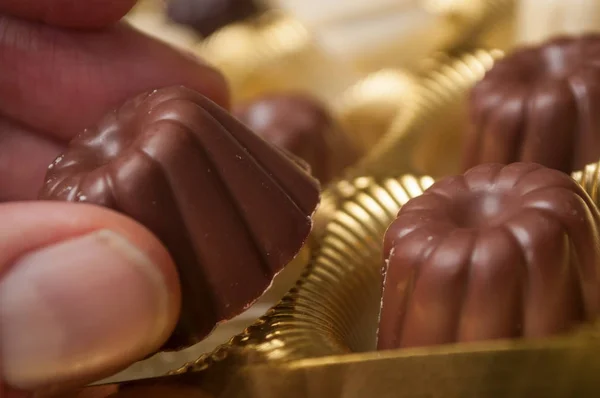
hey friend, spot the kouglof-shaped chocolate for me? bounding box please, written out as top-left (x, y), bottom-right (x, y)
top-left (379, 163), bottom-right (600, 350)
top-left (464, 35), bottom-right (600, 173)
top-left (167, 0), bottom-right (262, 38)
top-left (39, 86), bottom-right (320, 350)
top-left (233, 93), bottom-right (359, 185)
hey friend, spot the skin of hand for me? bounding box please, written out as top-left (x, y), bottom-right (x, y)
top-left (0, 1), bottom-right (229, 397)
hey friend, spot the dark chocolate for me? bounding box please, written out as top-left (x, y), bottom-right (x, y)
top-left (39, 86), bottom-right (320, 350)
top-left (233, 94), bottom-right (359, 184)
top-left (464, 35), bottom-right (600, 173)
top-left (167, 0), bottom-right (262, 38)
top-left (379, 162), bottom-right (600, 350)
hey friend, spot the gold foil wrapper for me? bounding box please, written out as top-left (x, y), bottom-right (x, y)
top-left (196, 12), bottom-right (360, 103)
top-left (311, 48), bottom-right (503, 239)
top-left (429, 0), bottom-right (516, 52)
top-left (572, 161), bottom-right (600, 205)
top-left (334, 69), bottom-right (419, 152)
top-left (348, 48), bottom-right (504, 180)
top-left (316, 0), bottom-right (515, 75)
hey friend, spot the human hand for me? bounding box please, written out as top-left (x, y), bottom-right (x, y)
top-left (0, 1), bottom-right (229, 396)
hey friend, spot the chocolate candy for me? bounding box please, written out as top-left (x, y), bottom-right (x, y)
top-left (233, 94), bottom-right (359, 184)
top-left (378, 163), bottom-right (600, 350)
top-left (39, 86), bottom-right (320, 350)
top-left (167, 0), bottom-right (262, 38)
top-left (464, 35), bottom-right (600, 173)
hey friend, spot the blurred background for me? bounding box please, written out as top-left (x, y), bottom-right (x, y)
top-left (103, 0), bottom-right (600, 384)
top-left (125, 0), bottom-right (600, 103)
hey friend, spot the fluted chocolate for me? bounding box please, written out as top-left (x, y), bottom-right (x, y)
top-left (39, 86), bottom-right (320, 350)
top-left (234, 94), bottom-right (359, 184)
top-left (464, 35), bottom-right (600, 173)
top-left (379, 163), bottom-right (600, 350)
top-left (167, 0), bottom-right (262, 38)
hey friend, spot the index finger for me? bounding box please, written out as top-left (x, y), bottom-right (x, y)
top-left (0, 0), bottom-right (138, 28)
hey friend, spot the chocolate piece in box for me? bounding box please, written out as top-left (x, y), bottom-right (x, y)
top-left (379, 162), bottom-right (600, 349)
top-left (464, 35), bottom-right (600, 173)
top-left (234, 93), bottom-right (359, 184)
top-left (167, 0), bottom-right (263, 38)
top-left (39, 86), bottom-right (320, 351)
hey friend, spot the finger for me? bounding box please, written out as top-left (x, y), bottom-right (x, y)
top-left (0, 15), bottom-right (229, 142)
top-left (0, 202), bottom-right (181, 393)
top-left (0, 116), bottom-right (64, 201)
top-left (0, 0), bottom-right (137, 29)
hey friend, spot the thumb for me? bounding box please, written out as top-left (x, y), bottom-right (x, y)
top-left (0, 202), bottom-right (181, 395)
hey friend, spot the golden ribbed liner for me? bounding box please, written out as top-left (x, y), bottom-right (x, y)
top-left (572, 161), bottom-right (600, 204)
top-left (422, 0), bottom-right (516, 50)
top-left (165, 175), bottom-right (434, 375)
top-left (309, 48), bottom-right (504, 240)
top-left (338, 0), bottom-right (514, 74)
top-left (334, 69), bottom-right (419, 152)
top-left (348, 48), bottom-right (504, 180)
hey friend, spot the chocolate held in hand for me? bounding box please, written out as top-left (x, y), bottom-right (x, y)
top-left (234, 94), bottom-right (359, 184)
top-left (39, 86), bottom-right (320, 350)
top-left (464, 35), bottom-right (600, 173)
top-left (167, 0), bottom-right (262, 38)
top-left (378, 163), bottom-right (600, 350)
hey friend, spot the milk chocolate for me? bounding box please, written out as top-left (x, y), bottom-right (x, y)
top-left (233, 94), bottom-right (359, 184)
top-left (464, 35), bottom-right (600, 173)
top-left (379, 163), bottom-right (600, 350)
top-left (167, 0), bottom-right (262, 37)
top-left (39, 86), bottom-right (320, 350)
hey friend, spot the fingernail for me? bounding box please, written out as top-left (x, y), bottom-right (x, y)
top-left (0, 230), bottom-right (176, 391)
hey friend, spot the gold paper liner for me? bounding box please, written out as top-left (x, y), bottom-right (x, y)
top-left (334, 69), bottom-right (419, 152)
top-left (348, 47), bottom-right (504, 180)
top-left (168, 175), bottom-right (434, 375)
top-left (425, 0), bottom-right (516, 51)
top-left (333, 0), bottom-right (514, 74)
top-left (196, 12), bottom-right (359, 103)
top-left (310, 48), bottom-right (505, 240)
top-left (572, 161), bottom-right (600, 205)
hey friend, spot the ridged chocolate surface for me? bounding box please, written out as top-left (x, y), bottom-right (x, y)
top-left (465, 35), bottom-right (600, 173)
top-left (379, 163), bottom-right (600, 350)
top-left (234, 94), bottom-right (359, 185)
top-left (167, 0), bottom-right (261, 37)
top-left (39, 86), bottom-right (320, 350)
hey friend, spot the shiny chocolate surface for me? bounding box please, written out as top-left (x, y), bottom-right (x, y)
top-left (379, 163), bottom-right (600, 349)
top-left (234, 94), bottom-right (359, 185)
top-left (39, 86), bottom-right (320, 350)
top-left (465, 35), bottom-right (600, 173)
